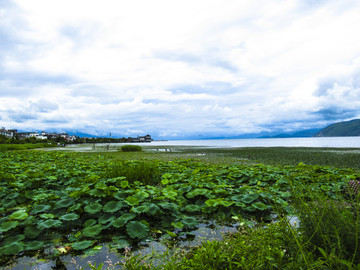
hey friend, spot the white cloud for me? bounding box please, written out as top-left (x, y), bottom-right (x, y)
top-left (1, 0), bottom-right (360, 138)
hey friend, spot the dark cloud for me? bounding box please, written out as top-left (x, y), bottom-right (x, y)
top-left (312, 106), bottom-right (358, 121)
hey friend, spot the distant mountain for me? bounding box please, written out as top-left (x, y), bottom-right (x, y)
top-left (260, 128), bottom-right (321, 139)
top-left (314, 119), bottom-right (360, 137)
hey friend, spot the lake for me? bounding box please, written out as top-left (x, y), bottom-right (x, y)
top-left (135, 136), bottom-right (360, 148)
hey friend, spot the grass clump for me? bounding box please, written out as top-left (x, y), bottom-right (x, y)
top-left (120, 145), bottom-right (142, 152)
top-left (105, 160), bottom-right (161, 185)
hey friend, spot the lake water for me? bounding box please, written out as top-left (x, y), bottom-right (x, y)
top-left (137, 136), bottom-right (360, 148)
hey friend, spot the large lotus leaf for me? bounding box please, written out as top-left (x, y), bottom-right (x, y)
top-left (0, 220), bottom-right (19, 232)
top-left (184, 204), bottom-right (201, 212)
top-left (83, 224), bottom-right (103, 237)
top-left (98, 214), bottom-right (116, 225)
top-left (158, 202), bottom-right (179, 212)
top-left (89, 189), bottom-right (106, 197)
top-left (3, 234), bottom-right (25, 245)
top-left (54, 198), bottom-right (75, 209)
top-left (24, 226), bottom-right (43, 239)
top-left (162, 188), bottom-right (177, 200)
top-left (10, 210), bottom-right (28, 220)
top-left (186, 188), bottom-right (210, 199)
top-left (241, 193), bottom-right (259, 204)
top-left (252, 202), bottom-right (269, 211)
top-left (205, 198), bottom-right (233, 207)
top-left (181, 217), bottom-right (198, 229)
top-left (130, 205), bottom-right (150, 214)
top-left (6, 192), bottom-right (19, 200)
top-left (125, 196), bottom-right (140, 206)
top-left (72, 240), bottom-right (94, 250)
top-left (103, 201), bottom-right (124, 213)
top-left (25, 241), bottom-right (44, 251)
top-left (84, 219), bottom-right (97, 227)
top-left (84, 202), bottom-right (102, 214)
top-left (146, 203), bottom-right (161, 216)
top-left (37, 219), bottom-right (62, 230)
top-left (68, 203), bottom-right (82, 212)
top-left (111, 213), bottom-right (137, 228)
top-left (1, 199), bottom-right (16, 208)
top-left (126, 221), bottom-right (149, 239)
top-left (0, 242), bottom-right (24, 255)
top-left (60, 213), bottom-right (79, 221)
top-left (31, 204), bottom-right (51, 214)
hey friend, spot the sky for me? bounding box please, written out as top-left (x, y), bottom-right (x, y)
top-left (1, 0), bottom-right (360, 139)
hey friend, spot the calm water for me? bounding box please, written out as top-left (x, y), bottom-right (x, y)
top-left (141, 136), bottom-right (360, 148)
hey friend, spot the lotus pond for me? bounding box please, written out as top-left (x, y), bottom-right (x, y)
top-left (0, 149), bottom-right (358, 268)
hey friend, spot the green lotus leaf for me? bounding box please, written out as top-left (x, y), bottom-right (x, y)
top-left (184, 204), bottom-right (201, 212)
top-left (103, 201), bottom-right (124, 213)
top-left (6, 192), bottom-right (19, 199)
top-left (24, 226), bottom-right (43, 239)
top-left (186, 188), bottom-right (210, 199)
top-left (0, 242), bottom-right (24, 255)
top-left (205, 198), bottom-right (233, 207)
top-left (1, 199), bottom-right (16, 209)
top-left (125, 196), bottom-right (140, 206)
top-left (241, 193), bottom-right (259, 204)
top-left (0, 220), bottom-right (19, 232)
top-left (54, 198), bottom-right (75, 209)
top-left (89, 189), bottom-right (106, 197)
top-left (37, 219), bottom-right (62, 230)
top-left (181, 217), bottom-right (198, 229)
top-left (3, 234), bottom-right (25, 245)
top-left (162, 188), bottom-right (177, 200)
top-left (60, 213), bottom-right (80, 221)
top-left (159, 202), bottom-right (179, 212)
top-left (10, 210), bottom-right (28, 220)
top-left (83, 224), bottom-right (103, 237)
top-left (84, 202), bottom-right (103, 214)
top-left (72, 240), bottom-right (94, 250)
top-left (120, 180), bottom-right (129, 189)
top-left (130, 205), bottom-right (150, 214)
top-left (146, 203), bottom-right (161, 215)
top-left (31, 204), bottom-right (51, 214)
top-left (68, 203), bottom-right (82, 212)
top-left (111, 213), bottom-right (137, 228)
top-left (134, 190), bottom-right (149, 201)
top-left (25, 241), bottom-right (44, 251)
top-left (252, 202), bottom-right (269, 211)
top-left (84, 219), bottom-right (97, 227)
top-left (171, 221), bottom-right (184, 229)
top-left (126, 221), bottom-right (149, 239)
top-left (98, 214), bottom-right (116, 224)
top-left (40, 213), bottom-right (55, 220)
top-left (110, 239), bottom-right (129, 249)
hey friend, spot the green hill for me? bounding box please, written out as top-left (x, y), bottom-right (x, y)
top-left (314, 119), bottom-right (360, 137)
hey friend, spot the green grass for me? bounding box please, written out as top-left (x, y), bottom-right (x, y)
top-left (120, 145), bottom-right (143, 152)
top-left (0, 143), bottom-right (53, 151)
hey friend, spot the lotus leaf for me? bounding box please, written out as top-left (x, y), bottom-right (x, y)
top-left (0, 220), bottom-right (19, 232)
top-left (125, 196), bottom-right (139, 206)
top-left (10, 210), bottom-right (28, 220)
top-left (24, 226), bottom-right (43, 239)
top-left (84, 219), bottom-right (97, 227)
top-left (252, 202), bottom-right (269, 211)
top-left (72, 240), bottom-right (94, 250)
top-left (159, 202), bottom-right (179, 212)
top-left (126, 221), bottom-right (149, 239)
top-left (25, 241), bottom-right (44, 251)
top-left (83, 224), bottom-right (103, 237)
top-left (54, 198), bottom-right (75, 209)
top-left (40, 213), bottom-right (55, 219)
top-left (134, 190), bottom-right (149, 201)
top-left (162, 188), bottom-right (177, 200)
top-left (111, 213), bottom-right (137, 228)
top-left (130, 205), bottom-right (150, 214)
top-left (98, 214), bottom-right (115, 224)
top-left (1, 199), bottom-right (16, 208)
top-left (184, 204), bottom-right (201, 212)
top-left (89, 189), bottom-right (106, 197)
top-left (37, 219), bottom-right (62, 230)
top-left (110, 239), bottom-right (129, 249)
top-left (241, 193), bottom-right (259, 204)
top-left (186, 188), bottom-right (210, 199)
top-left (146, 203), bottom-right (161, 216)
top-left (0, 242), bottom-right (24, 255)
top-left (205, 198), bottom-right (234, 207)
top-left (6, 192), bottom-right (19, 199)
top-left (181, 217), bottom-right (198, 229)
top-left (171, 221), bottom-right (184, 229)
top-left (31, 204), bottom-right (51, 214)
top-left (84, 202), bottom-right (103, 214)
top-left (120, 180), bottom-right (129, 189)
top-left (103, 201), bottom-right (124, 213)
top-left (60, 213), bottom-right (79, 221)
top-left (3, 234), bottom-right (25, 245)
top-left (68, 203), bottom-right (82, 212)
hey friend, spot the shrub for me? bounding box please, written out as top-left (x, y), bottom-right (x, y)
top-left (120, 145), bottom-right (142, 152)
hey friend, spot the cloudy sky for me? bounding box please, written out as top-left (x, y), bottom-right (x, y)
top-left (1, 0), bottom-right (360, 139)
